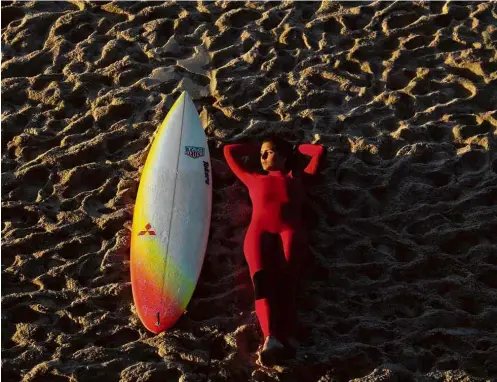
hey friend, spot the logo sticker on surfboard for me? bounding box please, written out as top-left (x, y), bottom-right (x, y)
top-left (185, 146), bottom-right (205, 159)
top-left (138, 223), bottom-right (156, 236)
top-left (203, 161), bottom-right (210, 185)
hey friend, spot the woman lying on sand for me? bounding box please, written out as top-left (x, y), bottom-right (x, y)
top-left (224, 135), bottom-right (325, 366)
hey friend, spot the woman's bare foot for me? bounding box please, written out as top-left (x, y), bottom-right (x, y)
top-left (257, 336), bottom-right (286, 366)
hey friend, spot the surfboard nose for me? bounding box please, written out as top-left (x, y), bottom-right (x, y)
top-left (172, 90), bottom-right (195, 113)
top-left (169, 91), bottom-right (191, 116)
top-left (180, 91), bottom-right (198, 116)
top-left (179, 90), bottom-right (192, 101)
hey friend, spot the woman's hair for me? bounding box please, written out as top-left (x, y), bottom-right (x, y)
top-left (261, 134), bottom-right (295, 170)
top-left (261, 135), bottom-right (293, 158)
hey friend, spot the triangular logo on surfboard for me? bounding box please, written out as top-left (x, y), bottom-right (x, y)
top-left (138, 223), bottom-right (156, 236)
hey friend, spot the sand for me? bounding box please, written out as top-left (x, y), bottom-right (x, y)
top-left (1, 1), bottom-right (497, 381)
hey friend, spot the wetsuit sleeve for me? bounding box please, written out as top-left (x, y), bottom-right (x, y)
top-left (223, 143), bottom-right (259, 185)
top-left (297, 144), bottom-right (325, 175)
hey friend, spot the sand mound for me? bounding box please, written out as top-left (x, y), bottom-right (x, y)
top-left (2, 1), bottom-right (496, 381)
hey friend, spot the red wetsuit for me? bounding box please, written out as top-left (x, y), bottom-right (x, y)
top-left (224, 142), bottom-right (325, 343)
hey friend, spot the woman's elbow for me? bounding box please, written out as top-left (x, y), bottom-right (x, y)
top-left (223, 144), bottom-right (233, 159)
top-left (317, 144), bottom-right (326, 158)
top-left (318, 145), bottom-right (326, 168)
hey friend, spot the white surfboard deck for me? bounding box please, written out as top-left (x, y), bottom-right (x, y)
top-left (130, 91), bottom-right (212, 333)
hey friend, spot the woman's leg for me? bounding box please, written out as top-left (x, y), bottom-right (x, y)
top-left (278, 229), bottom-right (310, 340)
top-left (243, 227), bottom-right (284, 341)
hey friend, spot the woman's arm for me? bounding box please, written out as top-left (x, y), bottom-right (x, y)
top-left (223, 142), bottom-right (259, 185)
top-left (297, 144), bottom-right (325, 175)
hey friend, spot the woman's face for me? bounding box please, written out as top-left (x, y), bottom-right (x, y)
top-left (260, 141), bottom-right (286, 171)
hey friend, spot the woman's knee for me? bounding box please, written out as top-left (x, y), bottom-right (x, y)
top-left (252, 270), bottom-right (270, 300)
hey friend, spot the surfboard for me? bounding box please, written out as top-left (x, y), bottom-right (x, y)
top-left (130, 91), bottom-right (212, 333)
